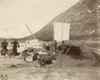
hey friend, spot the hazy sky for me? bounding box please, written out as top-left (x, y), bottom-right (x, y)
top-left (0, 0), bottom-right (79, 38)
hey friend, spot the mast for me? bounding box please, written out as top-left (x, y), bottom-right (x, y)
top-left (26, 24), bottom-right (35, 39)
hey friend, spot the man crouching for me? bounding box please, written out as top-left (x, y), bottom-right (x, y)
top-left (21, 48), bottom-right (34, 62)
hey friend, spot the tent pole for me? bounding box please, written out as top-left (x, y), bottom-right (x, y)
top-left (26, 24), bottom-right (35, 39)
top-left (65, 46), bottom-right (71, 54)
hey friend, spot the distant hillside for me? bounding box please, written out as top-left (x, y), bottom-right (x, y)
top-left (33, 0), bottom-right (100, 41)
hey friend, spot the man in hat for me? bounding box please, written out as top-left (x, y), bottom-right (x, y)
top-left (11, 39), bottom-right (19, 56)
top-left (1, 39), bottom-right (8, 55)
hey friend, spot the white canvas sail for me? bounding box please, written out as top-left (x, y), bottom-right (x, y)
top-left (54, 22), bottom-right (70, 42)
top-left (62, 23), bottom-right (70, 40)
top-left (54, 22), bottom-right (62, 41)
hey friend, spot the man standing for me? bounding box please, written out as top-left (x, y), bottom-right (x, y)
top-left (1, 39), bottom-right (8, 55)
top-left (54, 40), bottom-right (57, 53)
top-left (60, 40), bottom-right (66, 54)
top-left (11, 39), bottom-right (19, 56)
top-left (46, 40), bottom-right (50, 51)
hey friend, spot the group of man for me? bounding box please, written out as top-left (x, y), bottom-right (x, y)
top-left (0, 39), bottom-right (59, 66)
top-left (1, 39), bottom-right (19, 56)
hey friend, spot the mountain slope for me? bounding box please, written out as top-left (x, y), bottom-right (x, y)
top-left (34, 0), bottom-right (100, 41)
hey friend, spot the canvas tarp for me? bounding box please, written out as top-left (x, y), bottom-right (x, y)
top-left (58, 40), bottom-right (98, 63)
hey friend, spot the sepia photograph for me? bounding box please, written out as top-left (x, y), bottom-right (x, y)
top-left (0, 0), bottom-right (100, 80)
